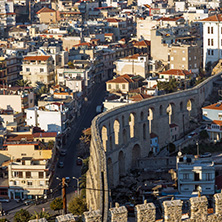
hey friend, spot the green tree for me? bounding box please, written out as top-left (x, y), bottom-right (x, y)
top-left (47, 140), bottom-right (55, 149)
top-left (157, 79), bottom-right (179, 93)
top-left (0, 219), bottom-right (7, 222)
top-left (168, 143), bottom-right (176, 153)
top-left (30, 211), bottom-right (51, 220)
top-left (14, 209), bottom-right (30, 222)
top-left (16, 79), bottom-right (31, 87)
top-left (50, 197), bottom-right (63, 212)
top-left (199, 130), bottom-right (209, 140)
top-left (68, 196), bottom-right (87, 215)
top-left (68, 61), bottom-right (74, 68)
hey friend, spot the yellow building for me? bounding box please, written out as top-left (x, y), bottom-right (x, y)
top-left (36, 7), bottom-right (57, 24)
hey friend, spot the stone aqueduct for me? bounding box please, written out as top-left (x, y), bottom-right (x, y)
top-left (86, 73), bottom-right (222, 221)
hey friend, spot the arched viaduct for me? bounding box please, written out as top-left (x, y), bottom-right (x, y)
top-left (86, 73), bottom-right (222, 221)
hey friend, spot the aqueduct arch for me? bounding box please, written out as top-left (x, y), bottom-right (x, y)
top-left (132, 144), bottom-right (141, 168)
top-left (113, 119), bottom-right (120, 146)
top-left (118, 151), bottom-right (125, 178)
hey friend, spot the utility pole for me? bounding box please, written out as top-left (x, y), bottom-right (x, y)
top-left (62, 177), bottom-right (67, 215)
top-left (196, 141), bottom-right (199, 157)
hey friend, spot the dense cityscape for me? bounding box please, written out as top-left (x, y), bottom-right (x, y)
top-left (0, 0), bottom-right (222, 221)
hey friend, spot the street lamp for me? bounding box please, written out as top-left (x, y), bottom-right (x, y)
top-left (196, 141), bottom-right (199, 157)
top-left (73, 177), bottom-right (80, 196)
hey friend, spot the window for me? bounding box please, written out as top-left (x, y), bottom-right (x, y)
top-left (208, 27), bottom-right (210, 34)
top-left (211, 27), bottom-right (213, 34)
top-left (39, 172), bottom-right (44, 178)
top-left (40, 68), bottom-right (44, 72)
top-left (182, 57), bottom-right (186, 61)
top-left (26, 172), bottom-right (31, 178)
top-left (208, 39), bottom-right (210, 46)
top-left (194, 56), bottom-right (196, 60)
top-left (189, 57), bottom-right (191, 61)
top-left (211, 39), bottom-right (214, 46)
top-left (171, 57), bottom-right (174, 61)
top-left (211, 50), bottom-right (214, 56)
top-left (219, 114), bottom-right (222, 118)
top-left (39, 181), bottom-right (45, 186)
top-left (13, 171), bottom-right (23, 178)
top-left (171, 64), bottom-right (174, 69)
top-left (26, 68), bottom-right (30, 72)
top-left (183, 173), bottom-right (189, 180)
top-left (194, 63), bottom-right (197, 68)
top-left (122, 84), bottom-right (125, 89)
top-left (108, 84), bottom-right (111, 89)
top-left (27, 181), bottom-right (32, 186)
top-left (208, 50), bottom-right (211, 56)
top-left (116, 84), bottom-right (119, 90)
top-left (59, 73), bottom-right (63, 77)
top-left (206, 173), bottom-right (212, 181)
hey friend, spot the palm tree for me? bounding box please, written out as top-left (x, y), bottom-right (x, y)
top-left (30, 211), bottom-right (51, 220)
top-left (16, 79), bottom-right (31, 87)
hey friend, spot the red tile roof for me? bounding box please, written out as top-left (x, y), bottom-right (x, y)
top-left (33, 132), bottom-right (57, 137)
top-left (203, 102), bottom-right (222, 110)
top-left (107, 75), bottom-right (135, 84)
top-left (159, 69), bottom-right (191, 76)
top-left (130, 93), bottom-right (152, 101)
top-left (73, 42), bottom-right (95, 47)
top-left (36, 7), bottom-right (55, 14)
top-left (104, 33), bottom-right (114, 36)
top-left (157, 16), bottom-right (184, 22)
top-left (6, 134), bottom-right (34, 142)
top-left (24, 56), bottom-right (51, 61)
top-left (169, 123), bottom-right (178, 128)
top-left (105, 18), bottom-right (121, 23)
top-left (133, 40), bottom-right (150, 47)
top-left (150, 132), bottom-right (158, 138)
top-left (201, 14), bottom-right (222, 22)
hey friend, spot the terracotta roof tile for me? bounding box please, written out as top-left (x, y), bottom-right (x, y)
top-left (33, 132), bottom-right (57, 137)
top-left (36, 7), bottom-right (55, 14)
top-left (203, 102), bottom-right (222, 110)
top-left (130, 93), bottom-right (152, 101)
top-left (159, 69), bottom-right (191, 76)
top-left (201, 14), bottom-right (222, 22)
top-left (24, 56), bottom-right (51, 61)
top-left (157, 16), bottom-right (184, 22)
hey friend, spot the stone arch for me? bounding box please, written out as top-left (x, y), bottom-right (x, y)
top-left (109, 136), bottom-right (113, 150)
top-left (140, 111), bottom-right (144, 121)
top-left (148, 108), bottom-right (154, 133)
top-left (101, 126), bottom-right (108, 151)
top-left (159, 105), bottom-right (163, 116)
top-left (123, 128), bottom-right (127, 144)
top-left (113, 119), bottom-right (120, 145)
top-left (129, 112), bottom-right (136, 138)
top-left (122, 115), bottom-right (125, 127)
top-left (166, 103), bottom-right (176, 124)
top-left (180, 102), bottom-right (183, 111)
top-left (118, 151), bottom-right (125, 178)
top-left (132, 144), bottom-right (141, 168)
top-left (187, 99), bottom-right (197, 119)
top-left (143, 123), bottom-right (146, 140)
top-left (107, 158), bottom-right (114, 188)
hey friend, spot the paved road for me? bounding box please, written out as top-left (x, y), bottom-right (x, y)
top-left (0, 82), bottom-right (107, 220)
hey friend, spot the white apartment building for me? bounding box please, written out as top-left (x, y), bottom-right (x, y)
top-left (21, 55), bottom-right (55, 86)
top-left (114, 54), bottom-right (149, 78)
top-left (177, 154), bottom-right (215, 196)
top-left (25, 104), bottom-right (68, 133)
top-left (8, 157), bottom-right (51, 200)
top-left (201, 14), bottom-right (222, 69)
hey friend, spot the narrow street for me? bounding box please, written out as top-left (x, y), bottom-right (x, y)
top-left (1, 82), bottom-right (107, 220)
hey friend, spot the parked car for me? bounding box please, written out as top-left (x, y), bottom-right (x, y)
top-left (58, 161), bottom-right (64, 168)
top-left (188, 132), bottom-right (197, 138)
top-left (60, 149), bottom-right (67, 156)
top-left (0, 198), bottom-right (9, 203)
top-left (76, 159), bottom-right (82, 166)
top-left (200, 152), bottom-right (212, 158)
top-left (24, 199), bottom-right (35, 205)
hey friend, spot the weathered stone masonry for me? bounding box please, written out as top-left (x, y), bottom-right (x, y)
top-left (84, 194), bottom-right (222, 222)
top-left (87, 73), bottom-right (222, 221)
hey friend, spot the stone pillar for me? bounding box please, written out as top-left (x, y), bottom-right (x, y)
top-left (163, 199), bottom-right (183, 222)
top-left (109, 203), bottom-right (128, 222)
top-left (190, 196), bottom-right (208, 221)
top-left (135, 200), bottom-right (156, 222)
top-left (214, 192), bottom-right (222, 215)
top-left (83, 210), bottom-right (102, 222)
